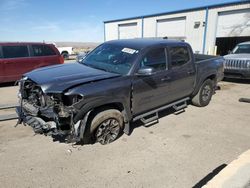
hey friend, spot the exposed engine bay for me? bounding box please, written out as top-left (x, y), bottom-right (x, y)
top-left (17, 78), bottom-right (83, 143)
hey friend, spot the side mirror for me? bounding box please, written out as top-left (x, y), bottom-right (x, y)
top-left (228, 50), bottom-right (232, 54)
top-left (136, 67), bottom-right (155, 76)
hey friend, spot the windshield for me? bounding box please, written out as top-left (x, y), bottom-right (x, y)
top-left (81, 43), bottom-right (139, 75)
top-left (232, 44), bottom-right (250, 54)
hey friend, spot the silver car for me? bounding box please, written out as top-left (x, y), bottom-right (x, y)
top-left (224, 41), bottom-right (250, 79)
top-left (76, 52), bottom-right (87, 63)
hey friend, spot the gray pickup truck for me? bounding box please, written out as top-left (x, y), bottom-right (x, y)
top-left (224, 41), bottom-right (250, 79)
top-left (17, 39), bottom-right (224, 145)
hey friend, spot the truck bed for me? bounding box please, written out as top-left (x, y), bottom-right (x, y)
top-left (194, 54), bottom-right (219, 63)
top-left (193, 54), bottom-right (224, 88)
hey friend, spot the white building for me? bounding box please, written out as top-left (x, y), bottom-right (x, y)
top-left (104, 1), bottom-right (250, 55)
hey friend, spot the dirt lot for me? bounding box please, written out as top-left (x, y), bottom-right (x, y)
top-left (0, 80), bottom-right (249, 188)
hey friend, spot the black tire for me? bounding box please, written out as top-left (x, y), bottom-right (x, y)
top-left (192, 79), bottom-right (214, 107)
top-left (62, 52), bottom-right (69, 59)
top-left (89, 109), bottom-right (124, 145)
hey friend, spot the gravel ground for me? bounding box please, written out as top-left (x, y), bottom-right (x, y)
top-left (0, 80), bottom-right (249, 188)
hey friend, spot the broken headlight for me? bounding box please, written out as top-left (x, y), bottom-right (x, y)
top-left (62, 94), bottom-right (84, 106)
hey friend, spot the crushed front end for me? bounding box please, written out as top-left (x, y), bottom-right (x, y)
top-left (16, 78), bottom-right (84, 143)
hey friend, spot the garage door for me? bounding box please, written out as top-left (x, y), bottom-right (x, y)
top-left (156, 17), bottom-right (186, 39)
top-left (118, 22), bottom-right (138, 39)
top-left (217, 9), bottom-right (250, 37)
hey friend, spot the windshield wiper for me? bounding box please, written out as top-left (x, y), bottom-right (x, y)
top-left (83, 63), bottom-right (110, 72)
top-left (97, 67), bottom-right (111, 72)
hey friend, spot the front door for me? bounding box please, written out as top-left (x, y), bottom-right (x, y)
top-left (132, 47), bottom-right (172, 115)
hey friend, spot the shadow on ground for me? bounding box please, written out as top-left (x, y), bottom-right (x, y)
top-left (0, 82), bottom-right (16, 88)
top-left (131, 107), bottom-right (180, 133)
top-left (223, 78), bottom-right (250, 84)
top-left (51, 107), bottom-right (182, 145)
top-left (193, 164), bottom-right (227, 188)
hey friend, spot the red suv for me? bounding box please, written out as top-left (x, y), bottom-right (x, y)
top-left (0, 42), bottom-right (64, 83)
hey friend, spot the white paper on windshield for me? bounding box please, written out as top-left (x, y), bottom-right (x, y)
top-left (122, 48), bottom-right (137, 54)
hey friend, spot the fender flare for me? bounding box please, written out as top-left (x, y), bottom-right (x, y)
top-left (192, 72), bottom-right (217, 97)
top-left (73, 98), bottom-right (132, 141)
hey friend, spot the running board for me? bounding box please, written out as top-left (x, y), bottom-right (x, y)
top-left (140, 112), bottom-right (159, 127)
top-left (173, 101), bottom-right (187, 111)
top-left (173, 101), bottom-right (187, 115)
top-left (133, 97), bottom-right (190, 126)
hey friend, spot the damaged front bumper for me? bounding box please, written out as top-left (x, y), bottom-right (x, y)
top-left (16, 102), bottom-right (84, 143)
top-left (16, 79), bottom-right (87, 143)
top-left (16, 106), bottom-right (57, 134)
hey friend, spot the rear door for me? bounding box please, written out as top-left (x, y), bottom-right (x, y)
top-left (30, 44), bottom-right (60, 68)
top-left (167, 46), bottom-right (196, 101)
top-left (2, 45), bottom-right (32, 82)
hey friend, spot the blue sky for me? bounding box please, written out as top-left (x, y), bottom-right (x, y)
top-left (0, 0), bottom-right (240, 42)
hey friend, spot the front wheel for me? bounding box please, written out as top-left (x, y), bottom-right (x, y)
top-left (192, 79), bottom-right (214, 107)
top-left (90, 109), bottom-right (124, 145)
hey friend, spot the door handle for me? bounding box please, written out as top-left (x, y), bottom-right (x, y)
top-left (161, 76), bottom-right (171, 82)
top-left (187, 70), bottom-right (195, 75)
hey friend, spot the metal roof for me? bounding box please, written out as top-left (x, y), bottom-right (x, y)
top-left (105, 38), bottom-right (187, 49)
top-left (0, 42), bottom-right (52, 45)
top-left (104, 0), bottom-right (250, 23)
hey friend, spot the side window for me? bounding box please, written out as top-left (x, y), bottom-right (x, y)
top-left (0, 46), bottom-right (2, 58)
top-left (32, 45), bottom-right (56, 56)
top-left (43, 45), bottom-right (56, 56)
top-left (169, 47), bottom-right (190, 68)
top-left (140, 48), bottom-right (167, 72)
top-left (2, 45), bottom-right (29, 58)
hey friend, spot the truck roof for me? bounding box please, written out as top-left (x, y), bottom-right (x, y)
top-left (238, 41), bottom-right (250, 45)
top-left (106, 39), bottom-right (187, 50)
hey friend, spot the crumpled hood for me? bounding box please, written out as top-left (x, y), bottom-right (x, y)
top-left (24, 63), bottom-right (120, 93)
top-left (224, 54), bottom-right (250, 60)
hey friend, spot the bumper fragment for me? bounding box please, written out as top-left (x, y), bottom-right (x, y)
top-left (16, 105), bottom-right (84, 143)
top-left (16, 106), bottom-right (58, 135)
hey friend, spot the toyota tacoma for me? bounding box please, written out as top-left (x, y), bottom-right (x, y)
top-left (16, 39), bottom-right (224, 145)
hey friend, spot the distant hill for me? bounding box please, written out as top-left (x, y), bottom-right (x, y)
top-left (54, 42), bottom-right (99, 48)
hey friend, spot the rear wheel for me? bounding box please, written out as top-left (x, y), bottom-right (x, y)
top-left (89, 109), bottom-right (124, 145)
top-left (192, 79), bottom-right (214, 107)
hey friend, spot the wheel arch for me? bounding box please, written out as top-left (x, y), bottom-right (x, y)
top-left (192, 73), bottom-right (217, 97)
top-left (206, 74), bottom-right (216, 83)
top-left (88, 102), bottom-right (127, 120)
top-left (74, 101), bottom-right (130, 144)
top-left (61, 51), bottom-right (69, 55)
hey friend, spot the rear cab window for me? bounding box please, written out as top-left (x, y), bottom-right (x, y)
top-left (140, 48), bottom-right (167, 72)
top-left (2, 45), bottom-right (29, 58)
top-left (31, 45), bottom-right (56, 56)
top-left (169, 46), bottom-right (190, 68)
